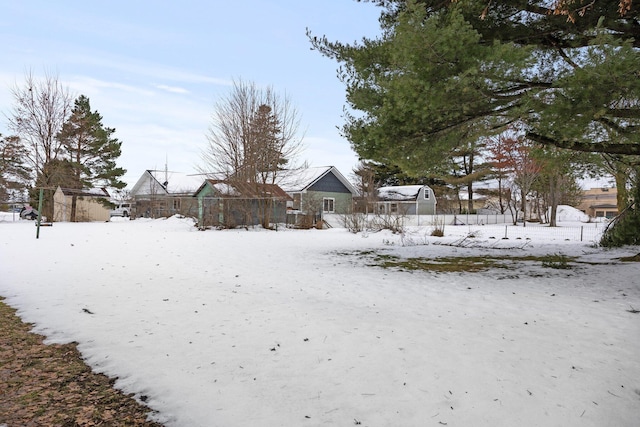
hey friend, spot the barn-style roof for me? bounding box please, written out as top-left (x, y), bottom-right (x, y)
top-left (377, 185), bottom-right (427, 201)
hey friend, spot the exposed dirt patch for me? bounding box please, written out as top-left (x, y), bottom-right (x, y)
top-left (0, 297), bottom-right (163, 426)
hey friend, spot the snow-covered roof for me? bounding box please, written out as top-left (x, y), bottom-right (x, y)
top-left (57, 187), bottom-right (110, 198)
top-left (196, 180), bottom-right (292, 199)
top-left (275, 167), bottom-right (332, 192)
top-left (377, 185), bottom-right (425, 201)
top-left (210, 182), bottom-right (239, 196)
top-left (131, 170), bottom-right (203, 196)
top-left (149, 170), bottom-right (203, 194)
top-left (276, 166), bottom-right (357, 194)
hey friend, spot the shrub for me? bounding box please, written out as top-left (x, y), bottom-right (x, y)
top-left (340, 212), bottom-right (367, 234)
top-left (541, 253), bottom-right (572, 269)
top-left (369, 213), bottom-right (405, 234)
top-left (431, 228), bottom-right (444, 237)
top-left (430, 217), bottom-right (445, 237)
top-left (600, 204), bottom-right (640, 247)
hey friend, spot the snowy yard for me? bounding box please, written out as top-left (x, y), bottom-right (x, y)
top-left (1, 214), bottom-right (639, 427)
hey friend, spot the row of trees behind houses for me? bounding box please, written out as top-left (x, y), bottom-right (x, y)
top-left (353, 124), bottom-right (589, 227)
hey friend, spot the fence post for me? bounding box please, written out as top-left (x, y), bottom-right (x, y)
top-left (505, 225), bottom-right (508, 239)
top-left (36, 188), bottom-right (44, 239)
top-left (580, 226), bottom-right (583, 242)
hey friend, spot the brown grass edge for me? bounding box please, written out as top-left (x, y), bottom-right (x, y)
top-left (0, 297), bottom-right (164, 426)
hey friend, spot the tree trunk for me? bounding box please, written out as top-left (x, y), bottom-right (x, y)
top-left (498, 178), bottom-right (505, 214)
top-left (261, 198), bottom-right (273, 229)
top-left (548, 177), bottom-right (558, 227)
top-left (71, 194), bottom-right (77, 222)
top-left (521, 189), bottom-right (527, 227)
top-left (614, 171), bottom-right (628, 212)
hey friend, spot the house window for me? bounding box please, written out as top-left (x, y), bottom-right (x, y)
top-left (423, 188), bottom-right (430, 200)
top-left (292, 194), bottom-right (301, 210)
top-left (173, 198), bottom-right (181, 211)
top-left (390, 203), bottom-right (398, 214)
top-left (323, 198), bottom-right (335, 213)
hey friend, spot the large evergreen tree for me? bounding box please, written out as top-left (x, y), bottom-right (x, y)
top-left (56, 95), bottom-right (126, 221)
top-left (0, 134), bottom-right (30, 203)
top-left (248, 104), bottom-right (288, 182)
top-left (310, 1), bottom-right (640, 165)
top-left (310, 0), bottom-right (640, 243)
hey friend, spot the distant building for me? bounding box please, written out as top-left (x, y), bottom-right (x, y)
top-left (277, 166), bottom-right (358, 215)
top-left (578, 187), bottom-right (618, 219)
top-left (374, 185), bottom-right (437, 215)
top-left (194, 180), bottom-right (291, 228)
top-left (129, 170), bottom-right (202, 218)
top-left (53, 187), bottom-right (111, 222)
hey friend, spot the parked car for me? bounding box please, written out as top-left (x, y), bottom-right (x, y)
top-left (110, 203), bottom-right (132, 217)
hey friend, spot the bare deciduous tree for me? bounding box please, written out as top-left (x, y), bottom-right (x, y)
top-left (201, 80), bottom-right (303, 180)
top-left (8, 71), bottom-right (73, 184)
top-left (200, 79), bottom-right (304, 227)
top-left (7, 71), bottom-right (73, 217)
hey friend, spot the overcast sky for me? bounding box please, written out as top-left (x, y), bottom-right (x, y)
top-left (0, 1), bottom-right (382, 188)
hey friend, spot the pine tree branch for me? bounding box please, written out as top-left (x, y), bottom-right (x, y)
top-left (527, 132), bottom-right (640, 155)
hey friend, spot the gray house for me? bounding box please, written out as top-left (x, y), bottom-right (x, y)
top-left (129, 170), bottom-right (201, 218)
top-left (375, 185), bottom-right (437, 215)
top-left (277, 166), bottom-right (358, 216)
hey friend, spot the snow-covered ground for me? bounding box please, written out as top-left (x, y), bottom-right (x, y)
top-left (1, 213), bottom-right (639, 427)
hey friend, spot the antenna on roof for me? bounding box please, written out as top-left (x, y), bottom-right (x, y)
top-left (164, 155), bottom-right (169, 188)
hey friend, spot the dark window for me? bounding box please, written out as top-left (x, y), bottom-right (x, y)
top-left (323, 198), bottom-right (335, 213)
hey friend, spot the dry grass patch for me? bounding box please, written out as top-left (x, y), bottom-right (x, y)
top-left (620, 253), bottom-right (640, 262)
top-left (343, 250), bottom-right (581, 273)
top-left (0, 297), bottom-right (163, 426)
top-left (374, 254), bottom-right (503, 273)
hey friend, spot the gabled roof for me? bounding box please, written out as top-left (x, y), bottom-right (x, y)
top-left (131, 170), bottom-right (202, 196)
top-left (276, 166), bottom-right (358, 195)
top-left (377, 185), bottom-right (427, 201)
top-left (57, 187), bottom-right (110, 198)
